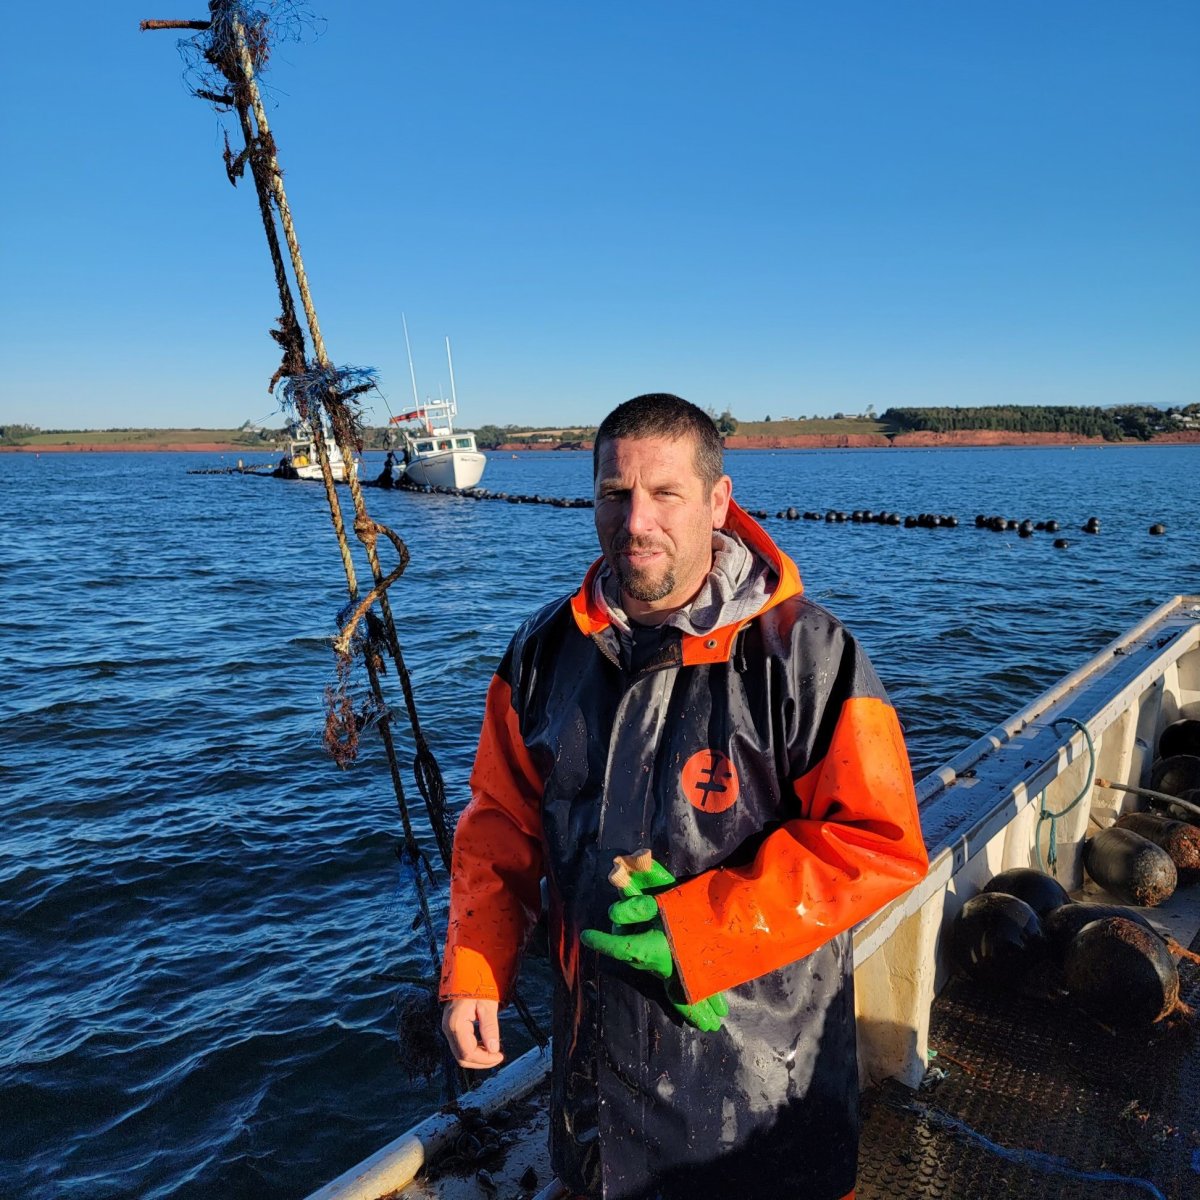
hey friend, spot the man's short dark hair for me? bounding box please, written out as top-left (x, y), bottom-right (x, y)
top-left (593, 394), bottom-right (724, 486)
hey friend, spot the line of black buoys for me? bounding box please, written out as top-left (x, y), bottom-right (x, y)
top-left (370, 482), bottom-right (1171, 547)
top-left (971, 514), bottom-right (1071, 535)
top-left (388, 480), bottom-right (596, 507)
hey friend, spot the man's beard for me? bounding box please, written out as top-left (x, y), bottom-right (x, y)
top-left (613, 538), bottom-right (675, 603)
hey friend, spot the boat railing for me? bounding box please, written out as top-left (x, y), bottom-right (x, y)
top-left (852, 593), bottom-right (1200, 1086)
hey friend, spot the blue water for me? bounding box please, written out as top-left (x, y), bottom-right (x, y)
top-left (2, 445), bottom-right (1197, 1199)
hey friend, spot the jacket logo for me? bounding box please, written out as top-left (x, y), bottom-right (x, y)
top-left (681, 750), bottom-right (739, 813)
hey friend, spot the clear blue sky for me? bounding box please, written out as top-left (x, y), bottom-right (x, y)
top-left (1, 1), bottom-right (1196, 431)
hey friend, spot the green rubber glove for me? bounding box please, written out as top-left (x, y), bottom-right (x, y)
top-left (580, 853), bottom-right (729, 1032)
top-left (579, 923), bottom-right (674, 978)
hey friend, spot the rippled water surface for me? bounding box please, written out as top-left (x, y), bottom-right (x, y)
top-left (2, 446), bottom-right (1197, 1198)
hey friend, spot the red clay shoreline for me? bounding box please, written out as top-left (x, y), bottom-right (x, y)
top-left (0, 442), bottom-right (254, 453)
top-left (5, 431), bottom-right (1200, 453)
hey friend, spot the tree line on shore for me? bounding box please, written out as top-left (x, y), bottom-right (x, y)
top-left (879, 403), bottom-right (1199, 442)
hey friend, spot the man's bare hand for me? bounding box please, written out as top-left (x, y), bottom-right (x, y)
top-left (441, 997), bottom-right (504, 1069)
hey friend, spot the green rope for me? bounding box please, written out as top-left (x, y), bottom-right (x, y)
top-left (1035, 716), bottom-right (1095, 876)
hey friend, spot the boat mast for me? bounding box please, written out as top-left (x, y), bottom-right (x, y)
top-left (402, 314), bottom-right (428, 433)
top-left (445, 336), bottom-right (459, 421)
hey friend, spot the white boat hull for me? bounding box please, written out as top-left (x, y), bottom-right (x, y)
top-left (402, 450), bottom-right (486, 490)
top-left (293, 460), bottom-right (356, 483)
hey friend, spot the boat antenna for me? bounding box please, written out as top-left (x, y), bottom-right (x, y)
top-left (402, 313), bottom-right (421, 412)
top-left (445, 336), bottom-right (459, 418)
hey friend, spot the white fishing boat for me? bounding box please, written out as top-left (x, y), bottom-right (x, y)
top-left (279, 422), bottom-right (358, 483)
top-left (390, 401), bottom-right (486, 490)
top-left (309, 595), bottom-right (1200, 1200)
top-left (388, 326), bottom-right (486, 491)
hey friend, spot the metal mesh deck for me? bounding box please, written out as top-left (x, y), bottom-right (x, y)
top-left (857, 927), bottom-right (1200, 1199)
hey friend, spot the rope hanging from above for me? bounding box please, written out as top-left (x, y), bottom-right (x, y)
top-left (142, 0), bottom-right (547, 1084)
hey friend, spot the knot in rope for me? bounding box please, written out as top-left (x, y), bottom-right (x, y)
top-left (354, 512), bottom-right (379, 552)
top-left (1036, 716), bottom-right (1095, 875)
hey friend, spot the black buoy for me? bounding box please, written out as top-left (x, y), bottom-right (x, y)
top-left (1083, 826), bottom-right (1177, 907)
top-left (1082, 516), bottom-right (1100, 534)
top-left (1018, 520), bottom-right (1034, 538)
top-left (1114, 811), bottom-right (1200, 877)
top-left (950, 892), bottom-right (1047, 987)
top-left (1043, 902), bottom-right (1157, 963)
top-left (1063, 917), bottom-right (1179, 1027)
top-left (1053, 538), bottom-right (1070, 549)
top-left (1044, 519), bottom-right (1060, 533)
top-left (1159, 718), bottom-right (1200, 760)
top-left (1149, 523), bottom-right (1166, 535)
top-left (983, 868), bottom-right (1071, 918)
top-left (1150, 753), bottom-right (1200, 801)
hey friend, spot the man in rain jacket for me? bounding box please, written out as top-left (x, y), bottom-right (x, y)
top-left (441, 394), bottom-right (929, 1200)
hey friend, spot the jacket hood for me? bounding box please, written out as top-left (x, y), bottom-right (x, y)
top-left (569, 499), bottom-right (803, 665)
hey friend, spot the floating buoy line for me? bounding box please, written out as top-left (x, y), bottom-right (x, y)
top-left (193, 463), bottom-right (1173, 542)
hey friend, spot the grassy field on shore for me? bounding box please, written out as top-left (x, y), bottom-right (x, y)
top-left (731, 418), bottom-right (891, 437)
top-left (8, 428), bottom-right (275, 449)
top-left (6, 419), bottom-right (888, 449)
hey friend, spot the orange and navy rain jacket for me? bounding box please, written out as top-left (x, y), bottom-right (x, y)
top-left (441, 501), bottom-right (928, 1200)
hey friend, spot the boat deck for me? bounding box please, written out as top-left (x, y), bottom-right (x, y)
top-left (858, 889), bottom-right (1200, 1200)
top-left (409, 888), bottom-right (1200, 1200)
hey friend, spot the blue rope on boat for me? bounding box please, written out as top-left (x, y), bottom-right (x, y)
top-left (1035, 715), bottom-right (1095, 876)
top-left (904, 1098), bottom-right (1168, 1199)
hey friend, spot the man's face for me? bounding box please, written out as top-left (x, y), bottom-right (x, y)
top-left (594, 434), bottom-right (733, 622)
